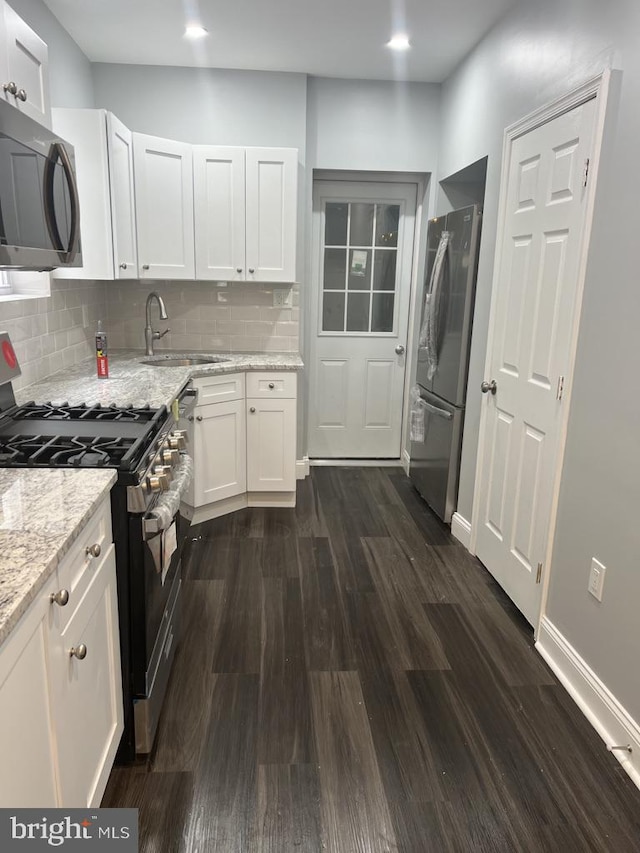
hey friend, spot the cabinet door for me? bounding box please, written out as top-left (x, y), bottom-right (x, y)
top-left (133, 133), bottom-right (195, 280)
top-left (3, 5), bottom-right (50, 127)
top-left (247, 397), bottom-right (296, 491)
top-left (194, 146), bottom-right (246, 281)
top-left (49, 546), bottom-right (123, 808)
top-left (193, 399), bottom-right (247, 505)
top-left (107, 113), bottom-right (138, 279)
top-left (245, 148), bottom-right (297, 283)
top-left (0, 592), bottom-right (59, 807)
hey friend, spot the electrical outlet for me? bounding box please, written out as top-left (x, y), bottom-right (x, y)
top-left (273, 288), bottom-right (292, 308)
top-left (588, 557), bottom-right (606, 601)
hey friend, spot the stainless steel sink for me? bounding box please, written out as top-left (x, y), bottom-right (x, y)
top-left (141, 356), bottom-right (228, 367)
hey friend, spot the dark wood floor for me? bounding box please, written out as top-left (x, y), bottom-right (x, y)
top-left (102, 467), bottom-right (640, 852)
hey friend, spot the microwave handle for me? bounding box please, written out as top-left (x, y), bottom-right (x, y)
top-left (43, 142), bottom-right (80, 264)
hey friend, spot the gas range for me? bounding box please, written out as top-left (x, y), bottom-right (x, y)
top-left (0, 332), bottom-right (196, 761)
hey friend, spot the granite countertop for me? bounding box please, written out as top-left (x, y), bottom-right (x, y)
top-left (15, 350), bottom-right (304, 409)
top-left (0, 468), bottom-right (116, 647)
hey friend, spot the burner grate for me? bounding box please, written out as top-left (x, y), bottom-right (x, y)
top-left (0, 434), bottom-right (139, 469)
top-left (14, 401), bottom-right (159, 423)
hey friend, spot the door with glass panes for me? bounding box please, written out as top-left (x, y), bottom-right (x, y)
top-left (308, 182), bottom-right (416, 458)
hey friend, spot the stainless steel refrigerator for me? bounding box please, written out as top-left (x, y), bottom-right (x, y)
top-left (409, 204), bottom-right (482, 523)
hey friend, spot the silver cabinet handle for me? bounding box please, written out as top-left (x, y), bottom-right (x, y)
top-left (248, 268), bottom-right (255, 273)
top-left (481, 380), bottom-right (497, 395)
top-left (86, 543), bottom-right (101, 558)
top-left (187, 415), bottom-right (194, 422)
top-left (268, 382), bottom-right (275, 389)
top-left (16, 89), bottom-right (27, 102)
top-left (50, 589), bottom-right (69, 607)
top-left (69, 644), bottom-right (87, 660)
top-left (3, 82), bottom-right (17, 95)
top-left (249, 406), bottom-right (256, 413)
top-left (395, 344), bottom-right (405, 355)
top-left (196, 415), bottom-right (203, 422)
top-left (236, 267), bottom-right (243, 273)
top-left (142, 264), bottom-right (150, 270)
top-left (119, 262), bottom-right (127, 269)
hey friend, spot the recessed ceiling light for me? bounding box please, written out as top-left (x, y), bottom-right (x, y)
top-left (185, 25), bottom-right (208, 39)
top-left (387, 34), bottom-right (410, 51)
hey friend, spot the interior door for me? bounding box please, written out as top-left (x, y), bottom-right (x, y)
top-left (308, 181), bottom-right (416, 458)
top-left (475, 97), bottom-right (597, 626)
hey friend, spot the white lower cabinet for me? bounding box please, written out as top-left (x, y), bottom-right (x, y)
top-left (0, 496), bottom-right (123, 807)
top-left (193, 398), bottom-right (247, 504)
top-left (183, 370), bottom-right (298, 520)
top-left (246, 397), bottom-right (297, 492)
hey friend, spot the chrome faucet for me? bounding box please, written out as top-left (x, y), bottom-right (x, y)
top-left (144, 292), bottom-right (170, 355)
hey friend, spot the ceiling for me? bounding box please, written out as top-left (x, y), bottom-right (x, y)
top-left (43, 0), bottom-right (518, 83)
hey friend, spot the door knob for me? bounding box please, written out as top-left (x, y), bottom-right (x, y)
top-left (481, 380), bottom-right (497, 395)
top-left (395, 344), bottom-right (405, 355)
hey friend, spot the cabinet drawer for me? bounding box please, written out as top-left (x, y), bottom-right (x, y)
top-left (246, 371), bottom-right (297, 399)
top-left (55, 497), bottom-right (112, 629)
top-left (193, 372), bottom-right (245, 404)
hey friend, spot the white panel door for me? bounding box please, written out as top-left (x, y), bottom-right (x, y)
top-left (475, 97), bottom-right (597, 626)
top-left (3, 5), bottom-right (50, 127)
top-left (247, 397), bottom-right (296, 491)
top-left (0, 592), bottom-right (58, 807)
top-left (193, 399), bottom-right (247, 504)
top-left (49, 546), bottom-right (123, 807)
top-left (107, 113), bottom-right (138, 278)
top-left (245, 147), bottom-right (297, 283)
top-left (193, 145), bottom-right (246, 281)
top-left (308, 182), bottom-right (416, 458)
top-left (133, 133), bottom-right (195, 280)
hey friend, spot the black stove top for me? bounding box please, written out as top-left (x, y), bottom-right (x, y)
top-left (0, 400), bottom-right (169, 473)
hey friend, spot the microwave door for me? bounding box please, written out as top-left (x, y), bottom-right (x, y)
top-left (43, 141), bottom-right (80, 264)
top-left (0, 135), bottom-right (50, 251)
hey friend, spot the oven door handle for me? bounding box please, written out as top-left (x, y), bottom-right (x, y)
top-left (144, 453), bottom-right (194, 538)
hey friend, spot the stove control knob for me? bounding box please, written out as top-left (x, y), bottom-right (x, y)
top-left (162, 448), bottom-right (180, 466)
top-left (148, 474), bottom-right (169, 493)
top-left (154, 464), bottom-right (173, 482)
top-left (170, 430), bottom-right (188, 449)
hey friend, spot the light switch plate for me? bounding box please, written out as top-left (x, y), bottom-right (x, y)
top-left (588, 557), bottom-right (606, 601)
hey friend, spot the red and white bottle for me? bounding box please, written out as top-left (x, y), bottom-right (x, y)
top-left (96, 320), bottom-right (109, 379)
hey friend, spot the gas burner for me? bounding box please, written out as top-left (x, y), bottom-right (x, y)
top-left (14, 402), bottom-right (158, 423)
top-left (0, 434), bottom-right (137, 468)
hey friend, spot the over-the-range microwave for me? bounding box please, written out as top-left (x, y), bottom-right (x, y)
top-left (0, 98), bottom-right (82, 270)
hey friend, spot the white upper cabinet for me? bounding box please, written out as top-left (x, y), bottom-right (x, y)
top-left (107, 113), bottom-right (138, 278)
top-left (1, 4), bottom-right (50, 127)
top-left (134, 133), bottom-right (195, 280)
top-left (193, 146), bottom-right (246, 281)
top-left (51, 109), bottom-right (138, 280)
top-left (194, 146), bottom-right (298, 283)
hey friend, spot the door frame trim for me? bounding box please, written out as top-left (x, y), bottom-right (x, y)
top-left (469, 69), bottom-right (616, 636)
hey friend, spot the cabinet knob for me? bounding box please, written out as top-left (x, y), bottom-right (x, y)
top-left (268, 382), bottom-right (275, 389)
top-left (248, 268), bottom-right (255, 274)
top-left (187, 415), bottom-right (194, 422)
top-left (3, 81), bottom-right (17, 95)
top-left (236, 268), bottom-right (243, 273)
top-left (119, 262), bottom-right (127, 269)
top-left (196, 415), bottom-right (203, 422)
top-left (250, 407), bottom-right (256, 413)
top-left (142, 264), bottom-right (150, 270)
top-left (50, 589), bottom-right (69, 607)
top-left (15, 89), bottom-right (27, 102)
top-left (86, 543), bottom-right (101, 558)
top-left (69, 644), bottom-right (87, 660)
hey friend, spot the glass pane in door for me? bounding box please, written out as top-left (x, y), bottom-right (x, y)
top-left (325, 203), bottom-right (348, 245)
top-left (324, 248), bottom-right (347, 290)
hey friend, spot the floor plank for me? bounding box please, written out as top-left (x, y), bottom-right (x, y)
top-left (103, 468), bottom-right (640, 852)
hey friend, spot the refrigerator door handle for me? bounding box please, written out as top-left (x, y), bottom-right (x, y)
top-left (421, 399), bottom-right (453, 420)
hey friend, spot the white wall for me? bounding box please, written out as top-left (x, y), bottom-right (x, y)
top-left (92, 64), bottom-right (307, 151)
top-left (7, 0), bottom-right (93, 108)
top-left (439, 0), bottom-right (640, 722)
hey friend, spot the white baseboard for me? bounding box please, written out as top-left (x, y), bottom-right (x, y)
top-left (536, 616), bottom-right (640, 790)
top-left (451, 512), bottom-right (472, 551)
top-left (296, 456), bottom-right (310, 479)
top-left (401, 449), bottom-right (411, 475)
